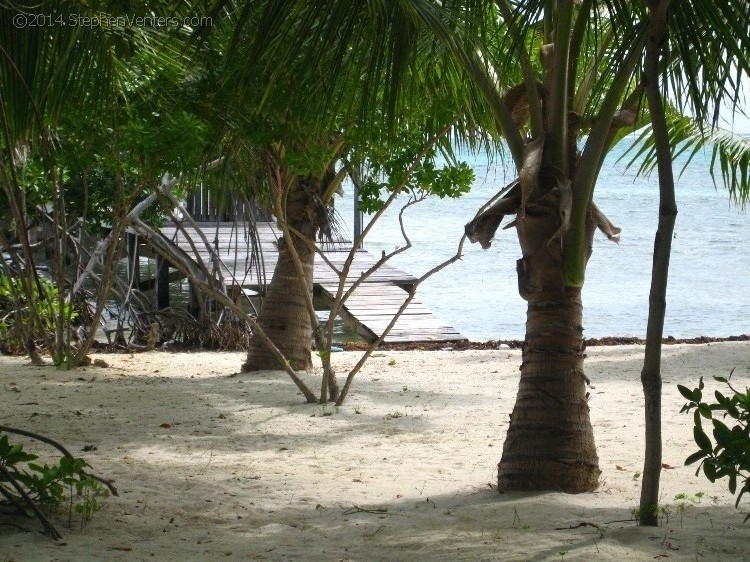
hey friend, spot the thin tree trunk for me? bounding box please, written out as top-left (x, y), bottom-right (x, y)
top-left (498, 202), bottom-right (600, 492)
top-left (639, 0), bottom-right (675, 527)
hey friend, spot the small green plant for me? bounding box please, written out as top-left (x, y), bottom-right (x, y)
top-left (631, 503), bottom-right (669, 525)
top-left (73, 475), bottom-right (107, 526)
top-left (317, 404), bottom-right (338, 417)
top-left (674, 492), bottom-right (703, 503)
top-left (679, 371), bottom-right (750, 521)
top-left (659, 504), bottom-right (672, 526)
top-left (0, 431), bottom-right (113, 538)
top-left (0, 272), bottom-right (78, 364)
top-left (632, 470), bottom-right (641, 480)
top-left (673, 492), bottom-right (703, 528)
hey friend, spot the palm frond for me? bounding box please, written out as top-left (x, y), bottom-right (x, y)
top-left (622, 112), bottom-right (750, 206)
top-left (0, 2), bottom-right (121, 146)
top-left (667, 0), bottom-right (750, 128)
top-left (210, 0), bottom-right (502, 153)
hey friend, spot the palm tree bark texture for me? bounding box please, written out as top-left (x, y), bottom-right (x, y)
top-left (494, 174), bottom-right (600, 492)
top-left (243, 170), bottom-right (330, 372)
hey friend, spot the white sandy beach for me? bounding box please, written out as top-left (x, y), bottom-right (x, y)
top-left (1, 342), bottom-right (749, 561)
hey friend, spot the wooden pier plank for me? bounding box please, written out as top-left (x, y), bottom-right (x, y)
top-left (317, 282), bottom-right (466, 344)
top-left (155, 221), bottom-right (466, 344)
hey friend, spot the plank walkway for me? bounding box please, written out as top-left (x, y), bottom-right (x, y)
top-left (155, 222), bottom-right (466, 344)
top-left (316, 282), bottom-right (465, 343)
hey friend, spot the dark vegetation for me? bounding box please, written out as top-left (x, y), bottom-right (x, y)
top-left (680, 372), bottom-right (750, 521)
top-left (0, 427), bottom-right (117, 539)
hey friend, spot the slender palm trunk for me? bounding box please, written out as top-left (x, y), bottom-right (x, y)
top-left (639, 0), bottom-right (674, 526)
top-left (498, 287), bottom-right (600, 491)
top-left (498, 202), bottom-right (600, 492)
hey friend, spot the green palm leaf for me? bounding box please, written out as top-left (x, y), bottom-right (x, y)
top-left (623, 112), bottom-right (750, 207)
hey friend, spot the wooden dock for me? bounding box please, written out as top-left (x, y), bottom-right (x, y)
top-left (153, 222), bottom-right (466, 344)
top-left (316, 282), bottom-right (465, 343)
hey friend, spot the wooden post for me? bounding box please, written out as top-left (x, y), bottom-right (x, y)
top-left (353, 179), bottom-right (364, 248)
top-left (155, 256), bottom-right (170, 309)
top-left (126, 233), bottom-right (141, 290)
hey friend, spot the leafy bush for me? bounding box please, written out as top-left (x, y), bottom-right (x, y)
top-left (0, 433), bottom-right (108, 531)
top-left (0, 272), bottom-right (77, 358)
top-left (678, 371), bottom-right (750, 521)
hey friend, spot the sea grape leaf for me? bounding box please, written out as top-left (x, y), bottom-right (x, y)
top-left (694, 426), bottom-right (713, 452)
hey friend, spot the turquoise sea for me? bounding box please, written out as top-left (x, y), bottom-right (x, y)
top-left (336, 138), bottom-right (750, 341)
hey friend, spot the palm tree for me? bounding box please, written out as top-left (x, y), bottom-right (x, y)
top-left (225, 0), bottom-right (750, 492)
top-left (241, 140), bottom-right (345, 373)
top-left (458, 1), bottom-right (644, 492)
top-left (637, 0), bottom-right (750, 524)
top-left (460, 0), bottom-right (750, 493)
top-left (210, 1), bottom-right (491, 376)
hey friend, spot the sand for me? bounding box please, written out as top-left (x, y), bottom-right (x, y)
top-left (0, 342), bottom-right (749, 561)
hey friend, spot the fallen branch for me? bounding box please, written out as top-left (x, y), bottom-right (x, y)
top-left (341, 505), bottom-right (389, 516)
top-left (554, 521), bottom-right (603, 531)
top-left (71, 160), bottom-right (223, 299)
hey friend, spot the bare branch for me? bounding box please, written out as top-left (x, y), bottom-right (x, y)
top-left (129, 219), bottom-right (318, 403)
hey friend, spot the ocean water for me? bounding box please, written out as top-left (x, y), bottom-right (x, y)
top-left (335, 139), bottom-right (750, 341)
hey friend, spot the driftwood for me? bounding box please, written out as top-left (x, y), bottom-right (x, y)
top-left (554, 521), bottom-right (604, 531)
top-left (71, 161), bottom-right (223, 300)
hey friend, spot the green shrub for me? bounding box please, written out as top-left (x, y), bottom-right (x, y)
top-left (678, 371), bottom-right (750, 521)
top-left (0, 433), bottom-right (107, 529)
top-left (0, 272), bottom-right (77, 358)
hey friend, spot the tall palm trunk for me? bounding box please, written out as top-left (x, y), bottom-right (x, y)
top-left (498, 198), bottom-right (601, 492)
top-left (243, 180), bottom-right (320, 372)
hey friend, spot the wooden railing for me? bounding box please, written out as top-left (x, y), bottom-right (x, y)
top-left (185, 187), bottom-right (270, 223)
